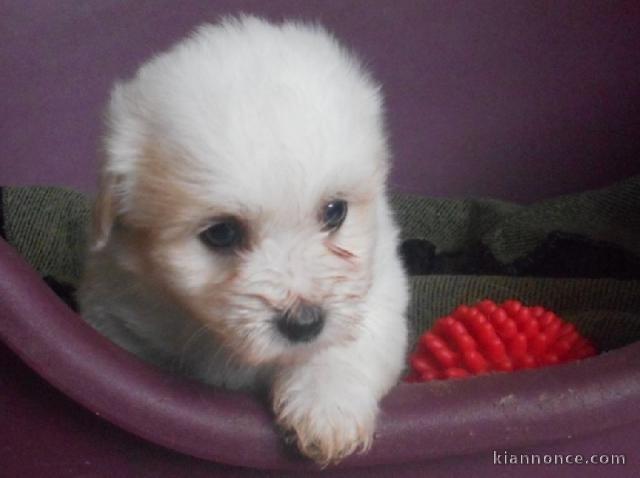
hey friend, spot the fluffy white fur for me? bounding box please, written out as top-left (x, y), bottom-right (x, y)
top-left (79, 16), bottom-right (408, 465)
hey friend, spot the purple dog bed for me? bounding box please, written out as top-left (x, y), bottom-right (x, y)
top-left (2, 235), bottom-right (640, 475)
top-left (3, 1), bottom-right (640, 476)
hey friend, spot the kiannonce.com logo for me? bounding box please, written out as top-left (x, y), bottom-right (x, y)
top-left (493, 450), bottom-right (626, 466)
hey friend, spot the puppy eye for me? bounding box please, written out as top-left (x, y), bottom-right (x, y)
top-left (200, 219), bottom-right (243, 249)
top-left (321, 200), bottom-right (348, 231)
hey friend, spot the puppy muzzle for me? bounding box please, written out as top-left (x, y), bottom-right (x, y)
top-left (275, 303), bottom-right (325, 343)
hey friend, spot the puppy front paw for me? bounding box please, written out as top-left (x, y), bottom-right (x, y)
top-left (273, 383), bottom-right (377, 466)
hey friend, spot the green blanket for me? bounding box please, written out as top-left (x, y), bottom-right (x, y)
top-left (2, 177), bottom-right (640, 351)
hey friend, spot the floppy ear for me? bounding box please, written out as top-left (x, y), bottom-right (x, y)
top-left (90, 169), bottom-right (121, 251)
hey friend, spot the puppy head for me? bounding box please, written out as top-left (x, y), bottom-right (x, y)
top-left (94, 17), bottom-right (390, 365)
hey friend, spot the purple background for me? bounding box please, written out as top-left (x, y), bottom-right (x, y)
top-left (1, 0), bottom-right (639, 202)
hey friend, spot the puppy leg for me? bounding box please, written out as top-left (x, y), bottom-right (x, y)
top-left (273, 267), bottom-right (408, 465)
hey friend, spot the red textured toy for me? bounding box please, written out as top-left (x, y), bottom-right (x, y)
top-left (406, 299), bottom-right (598, 382)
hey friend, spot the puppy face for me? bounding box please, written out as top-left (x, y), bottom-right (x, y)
top-left (94, 17), bottom-right (390, 366)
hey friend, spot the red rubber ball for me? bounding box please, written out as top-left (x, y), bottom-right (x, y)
top-left (406, 299), bottom-right (598, 382)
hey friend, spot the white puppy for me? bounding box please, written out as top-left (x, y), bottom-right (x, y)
top-left (79, 16), bottom-right (408, 465)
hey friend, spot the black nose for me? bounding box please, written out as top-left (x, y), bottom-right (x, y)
top-left (275, 303), bottom-right (325, 343)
